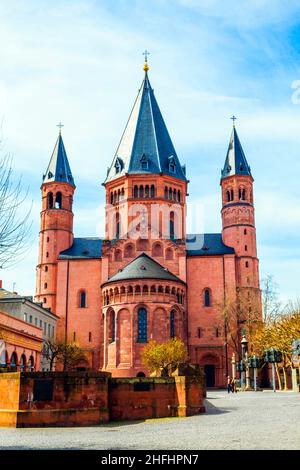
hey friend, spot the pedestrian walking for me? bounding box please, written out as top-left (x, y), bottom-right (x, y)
top-left (227, 376), bottom-right (232, 393)
top-left (231, 378), bottom-right (237, 393)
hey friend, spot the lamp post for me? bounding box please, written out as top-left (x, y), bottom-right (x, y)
top-left (231, 353), bottom-right (236, 380)
top-left (241, 335), bottom-right (249, 390)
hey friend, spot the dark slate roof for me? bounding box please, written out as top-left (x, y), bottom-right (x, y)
top-left (105, 72), bottom-right (186, 183)
top-left (221, 126), bottom-right (251, 179)
top-left (186, 233), bottom-right (235, 256)
top-left (43, 133), bottom-right (75, 186)
top-left (105, 253), bottom-right (184, 284)
top-left (59, 238), bottom-right (102, 259)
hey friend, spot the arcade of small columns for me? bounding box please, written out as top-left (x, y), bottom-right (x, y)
top-left (101, 279), bottom-right (187, 376)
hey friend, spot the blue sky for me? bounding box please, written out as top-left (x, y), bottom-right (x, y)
top-left (0, 0), bottom-right (300, 302)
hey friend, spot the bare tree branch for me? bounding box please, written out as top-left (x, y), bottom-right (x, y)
top-left (0, 152), bottom-right (32, 268)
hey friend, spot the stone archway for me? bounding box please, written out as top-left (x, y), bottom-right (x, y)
top-left (200, 354), bottom-right (220, 388)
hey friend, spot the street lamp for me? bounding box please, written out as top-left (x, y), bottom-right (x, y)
top-left (241, 335), bottom-right (251, 390)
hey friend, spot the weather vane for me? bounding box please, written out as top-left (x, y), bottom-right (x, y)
top-left (143, 50), bottom-right (150, 72)
top-left (57, 122), bottom-right (64, 134)
top-left (230, 115), bottom-right (237, 127)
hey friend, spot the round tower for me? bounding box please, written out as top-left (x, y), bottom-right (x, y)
top-left (221, 120), bottom-right (260, 344)
top-left (35, 130), bottom-right (75, 313)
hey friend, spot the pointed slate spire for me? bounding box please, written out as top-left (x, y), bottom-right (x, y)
top-left (221, 124), bottom-right (251, 179)
top-left (105, 65), bottom-right (186, 183)
top-left (43, 132), bottom-right (75, 187)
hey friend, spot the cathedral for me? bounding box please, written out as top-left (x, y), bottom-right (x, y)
top-left (35, 58), bottom-right (261, 387)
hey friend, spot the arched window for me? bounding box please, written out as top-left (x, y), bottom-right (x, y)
top-left (169, 187), bottom-right (172, 199)
top-left (125, 286), bottom-right (132, 295)
top-left (239, 188), bottom-right (246, 201)
top-left (108, 310), bottom-right (115, 343)
top-left (20, 354), bottom-right (26, 371)
top-left (151, 185), bottom-right (155, 198)
top-left (152, 242), bottom-right (163, 257)
top-left (28, 355), bottom-right (34, 371)
top-left (226, 190), bottom-right (231, 202)
top-left (115, 249), bottom-right (122, 262)
top-left (79, 291), bottom-right (86, 308)
top-left (0, 347), bottom-right (7, 366)
top-left (145, 185), bottom-right (149, 198)
top-left (134, 185), bottom-right (138, 198)
top-left (204, 288), bottom-right (211, 307)
top-left (10, 351), bottom-right (18, 368)
top-left (47, 192), bottom-right (53, 209)
top-left (166, 248), bottom-right (173, 260)
top-left (139, 185), bottom-right (144, 198)
top-left (142, 285), bottom-right (148, 294)
top-left (137, 307), bottom-right (147, 343)
top-left (165, 187), bottom-right (168, 199)
top-left (124, 244), bottom-right (134, 258)
top-left (110, 192), bottom-right (113, 204)
top-left (170, 212), bottom-right (175, 240)
top-left (170, 310), bottom-right (175, 338)
top-left (173, 189), bottom-right (176, 200)
top-left (55, 192), bottom-right (62, 209)
top-left (230, 189), bottom-right (234, 201)
top-left (177, 190), bottom-right (181, 202)
top-left (116, 212), bottom-right (120, 239)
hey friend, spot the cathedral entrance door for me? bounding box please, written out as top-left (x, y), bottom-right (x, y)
top-left (204, 365), bottom-right (215, 387)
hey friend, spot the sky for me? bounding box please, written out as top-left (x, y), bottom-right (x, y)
top-left (0, 0), bottom-right (300, 303)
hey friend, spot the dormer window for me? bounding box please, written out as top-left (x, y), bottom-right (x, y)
top-left (140, 154), bottom-right (149, 171)
top-left (114, 157), bottom-right (123, 174)
top-left (168, 155), bottom-right (176, 173)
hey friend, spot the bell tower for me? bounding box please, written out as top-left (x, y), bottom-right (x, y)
top-left (35, 128), bottom-right (75, 313)
top-left (103, 56), bottom-right (188, 255)
top-left (221, 120), bottom-right (260, 293)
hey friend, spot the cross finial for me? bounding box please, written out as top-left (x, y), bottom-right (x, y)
top-left (231, 115), bottom-right (237, 127)
top-left (143, 50), bottom-right (150, 72)
top-left (57, 122), bottom-right (64, 135)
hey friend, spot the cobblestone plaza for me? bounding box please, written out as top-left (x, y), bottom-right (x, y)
top-left (0, 391), bottom-right (299, 450)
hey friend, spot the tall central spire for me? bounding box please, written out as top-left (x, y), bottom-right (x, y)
top-left (105, 61), bottom-right (186, 184)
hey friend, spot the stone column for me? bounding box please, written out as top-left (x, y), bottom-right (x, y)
top-left (231, 353), bottom-right (236, 379)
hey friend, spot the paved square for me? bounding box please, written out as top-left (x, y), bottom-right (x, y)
top-left (0, 391), bottom-right (299, 450)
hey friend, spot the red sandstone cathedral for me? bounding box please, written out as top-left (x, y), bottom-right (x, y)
top-left (35, 59), bottom-right (261, 387)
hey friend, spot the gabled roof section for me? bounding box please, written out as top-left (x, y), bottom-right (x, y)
top-left (59, 238), bottom-right (102, 260)
top-left (186, 233), bottom-right (235, 256)
top-left (43, 133), bottom-right (75, 187)
top-left (105, 72), bottom-right (186, 183)
top-left (105, 253), bottom-right (184, 284)
top-left (221, 126), bottom-right (251, 179)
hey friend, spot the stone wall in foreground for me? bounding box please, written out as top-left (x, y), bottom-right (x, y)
top-left (0, 370), bottom-right (205, 427)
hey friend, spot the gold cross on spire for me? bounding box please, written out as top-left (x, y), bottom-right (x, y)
top-left (57, 122), bottom-right (64, 135)
top-left (143, 50), bottom-right (150, 72)
top-left (230, 115), bottom-right (237, 127)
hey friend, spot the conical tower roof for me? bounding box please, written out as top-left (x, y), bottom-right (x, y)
top-left (105, 68), bottom-right (186, 183)
top-left (104, 253), bottom-right (183, 284)
top-left (221, 126), bottom-right (251, 179)
top-left (43, 133), bottom-right (75, 187)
